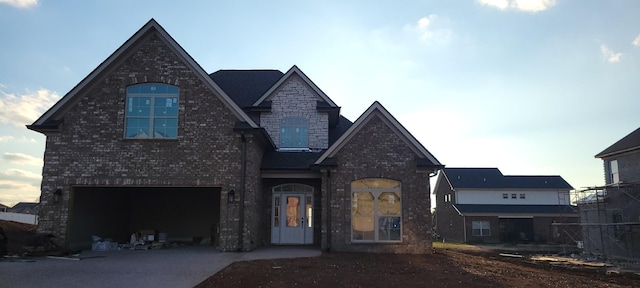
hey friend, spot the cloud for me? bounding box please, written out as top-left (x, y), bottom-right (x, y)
top-left (0, 168), bottom-right (41, 181)
top-left (2, 152), bottom-right (43, 167)
top-left (478, 0), bottom-right (556, 12)
top-left (404, 15), bottom-right (453, 45)
top-left (0, 88), bottom-right (60, 126)
top-left (601, 45), bottom-right (622, 63)
top-left (0, 0), bottom-right (38, 8)
top-left (478, 0), bottom-right (509, 9)
top-left (633, 34), bottom-right (640, 47)
top-left (0, 180), bottom-right (40, 207)
top-left (0, 136), bottom-right (37, 143)
top-left (0, 136), bottom-right (15, 142)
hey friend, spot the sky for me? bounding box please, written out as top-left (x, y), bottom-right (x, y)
top-left (1, 0), bottom-right (639, 207)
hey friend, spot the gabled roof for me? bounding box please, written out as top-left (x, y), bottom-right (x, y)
top-left (28, 19), bottom-right (258, 133)
top-left (454, 204), bottom-right (577, 216)
top-left (9, 202), bottom-right (39, 214)
top-left (443, 168), bottom-right (573, 190)
top-left (252, 65), bottom-right (337, 107)
top-left (209, 70), bottom-right (284, 108)
top-left (314, 101), bottom-right (442, 167)
top-left (595, 127), bottom-right (640, 158)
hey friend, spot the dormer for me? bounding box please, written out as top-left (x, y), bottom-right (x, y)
top-left (252, 66), bottom-right (340, 150)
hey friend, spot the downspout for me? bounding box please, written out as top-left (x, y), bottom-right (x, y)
top-left (238, 132), bottom-right (247, 251)
top-left (326, 169), bottom-right (332, 252)
top-left (463, 216), bottom-right (467, 243)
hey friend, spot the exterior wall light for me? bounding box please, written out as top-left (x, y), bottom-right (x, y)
top-left (228, 189), bottom-right (235, 203)
top-left (54, 189), bottom-right (63, 204)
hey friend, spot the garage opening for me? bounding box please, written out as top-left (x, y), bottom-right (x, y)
top-left (499, 218), bottom-right (534, 243)
top-left (67, 187), bottom-right (221, 250)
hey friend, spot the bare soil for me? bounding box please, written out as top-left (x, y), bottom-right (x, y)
top-left (0, 220), bottom-right (37, 255)
top-left (197, 249), bottom-right (640, 288)
top-left (4, 221), bottom-right (638, 287)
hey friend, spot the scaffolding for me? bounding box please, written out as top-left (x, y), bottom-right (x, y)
top-left (569, 182), bottom-right (640, 261)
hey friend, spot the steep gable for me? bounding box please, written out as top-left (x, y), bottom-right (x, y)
top-left (253, 65), bottom-right (336, 107)
top-left (315, 101), bottom-right (441, 168)
top-left (27, 19), bottom-right (257, 133)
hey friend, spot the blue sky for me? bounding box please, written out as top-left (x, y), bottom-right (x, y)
top-left (1, 0), bottom-right (639, 206)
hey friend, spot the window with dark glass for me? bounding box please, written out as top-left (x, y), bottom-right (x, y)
top-left (472, 221), bottom-right (490, 236)
top-left (125, 83), bottom-right (179, 139)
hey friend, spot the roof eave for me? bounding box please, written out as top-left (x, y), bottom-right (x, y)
top-left (315, 101), bottom-right (442, 166)
top-left (595, 145), bottom-right (640, 158)
top-left (30, 19), bottom-right (258, 130)
top-left (252, 65), bottom-right (338, 107)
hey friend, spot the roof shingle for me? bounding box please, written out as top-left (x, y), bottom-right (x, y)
top-left (595, 127), bottom-right (640, 158)
top-left (209, 70), bottom-right (284, 108)
top-left (444, 168), bottom-right (573, 190)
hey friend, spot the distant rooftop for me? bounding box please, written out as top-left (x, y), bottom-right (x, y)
top-left (443, 168), bottom-right (573, 190)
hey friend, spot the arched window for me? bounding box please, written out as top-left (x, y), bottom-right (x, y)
top-left (125, 83), bottom-right (179, 139)
top-left (280, 117), bottom-right (308, 148)
top-left (351, 178), bottom-right (401, 242)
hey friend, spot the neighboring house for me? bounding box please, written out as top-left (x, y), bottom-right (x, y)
top-left (579, 127), bottom-right (640, 260)
top-left (0, 204), bottom-right (8, 213)
top-left (9, 202), bottom-right (39, 215)
top-left (27, 19), bottom-right (443, 253)
top-left (433, 168), bottom-right (577, 244)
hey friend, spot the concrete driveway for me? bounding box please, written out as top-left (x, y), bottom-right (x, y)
top-left (0, 246), bottom-right (321, 288)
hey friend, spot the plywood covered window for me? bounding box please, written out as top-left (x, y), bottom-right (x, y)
top-left (351, 178), bottom-right (401, 242)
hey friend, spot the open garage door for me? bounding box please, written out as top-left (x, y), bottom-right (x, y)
top-left (67, 187), bottom-right (221, 250)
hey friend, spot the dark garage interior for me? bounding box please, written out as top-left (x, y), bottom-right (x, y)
top-left (499, 218), bottom-right (534, 243)
top-left (67, 187), bottom-right (221, 250)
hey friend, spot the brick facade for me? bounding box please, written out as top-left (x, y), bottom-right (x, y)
top-left (36, 32), bottom-right (260, 251)
top-left (322, 116), bottom-right (433, 254)
top-left (32, 20), bottom-right (441, 254)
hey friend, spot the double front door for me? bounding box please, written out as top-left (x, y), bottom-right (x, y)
top-left (271, 193), bottom-right (313, 244)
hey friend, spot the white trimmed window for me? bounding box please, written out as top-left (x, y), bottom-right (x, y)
top-left (351, 178), bottom-right (401, 242)
top-left (125, 83), bottom-right (179, 139)
top-left (610, 160), bottom-right (619, 184)
top-left (472, 221), bottom-right (490, 236)
top-left (280, 117), bottom-right (308, 148)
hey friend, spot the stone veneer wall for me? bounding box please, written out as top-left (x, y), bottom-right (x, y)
top-left (322, 115), bottom-right (433, 254)
top-left (260, 75), bottom-right (329, 149)
top-left (36, 32), bottom-right (261, 251)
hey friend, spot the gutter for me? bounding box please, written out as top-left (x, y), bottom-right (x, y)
top-left (463, 216), bottom-right (467, 243)
top-left (325, 169), bottom-right (332, 252)
top-left (238, 132), bottom-right (247, 251)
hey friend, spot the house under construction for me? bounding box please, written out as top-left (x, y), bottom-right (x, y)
top-left (574, 183), bottom-right (640, 261)
top-left (571, 127), bottom-right (640, 261)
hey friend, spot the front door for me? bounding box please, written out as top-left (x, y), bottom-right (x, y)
top-left (272, 193), bottom-right (313, 244)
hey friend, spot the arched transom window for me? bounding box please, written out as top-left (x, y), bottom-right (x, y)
top-left (351, 178), bottom-right (401, 242)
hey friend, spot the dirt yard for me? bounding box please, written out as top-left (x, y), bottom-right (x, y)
top-left (0, 220), bottom-right (37, 254)
top-left (3, 220), bottom-right (638, 287)
top-left (197, 249), bottom-right (640, 288)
